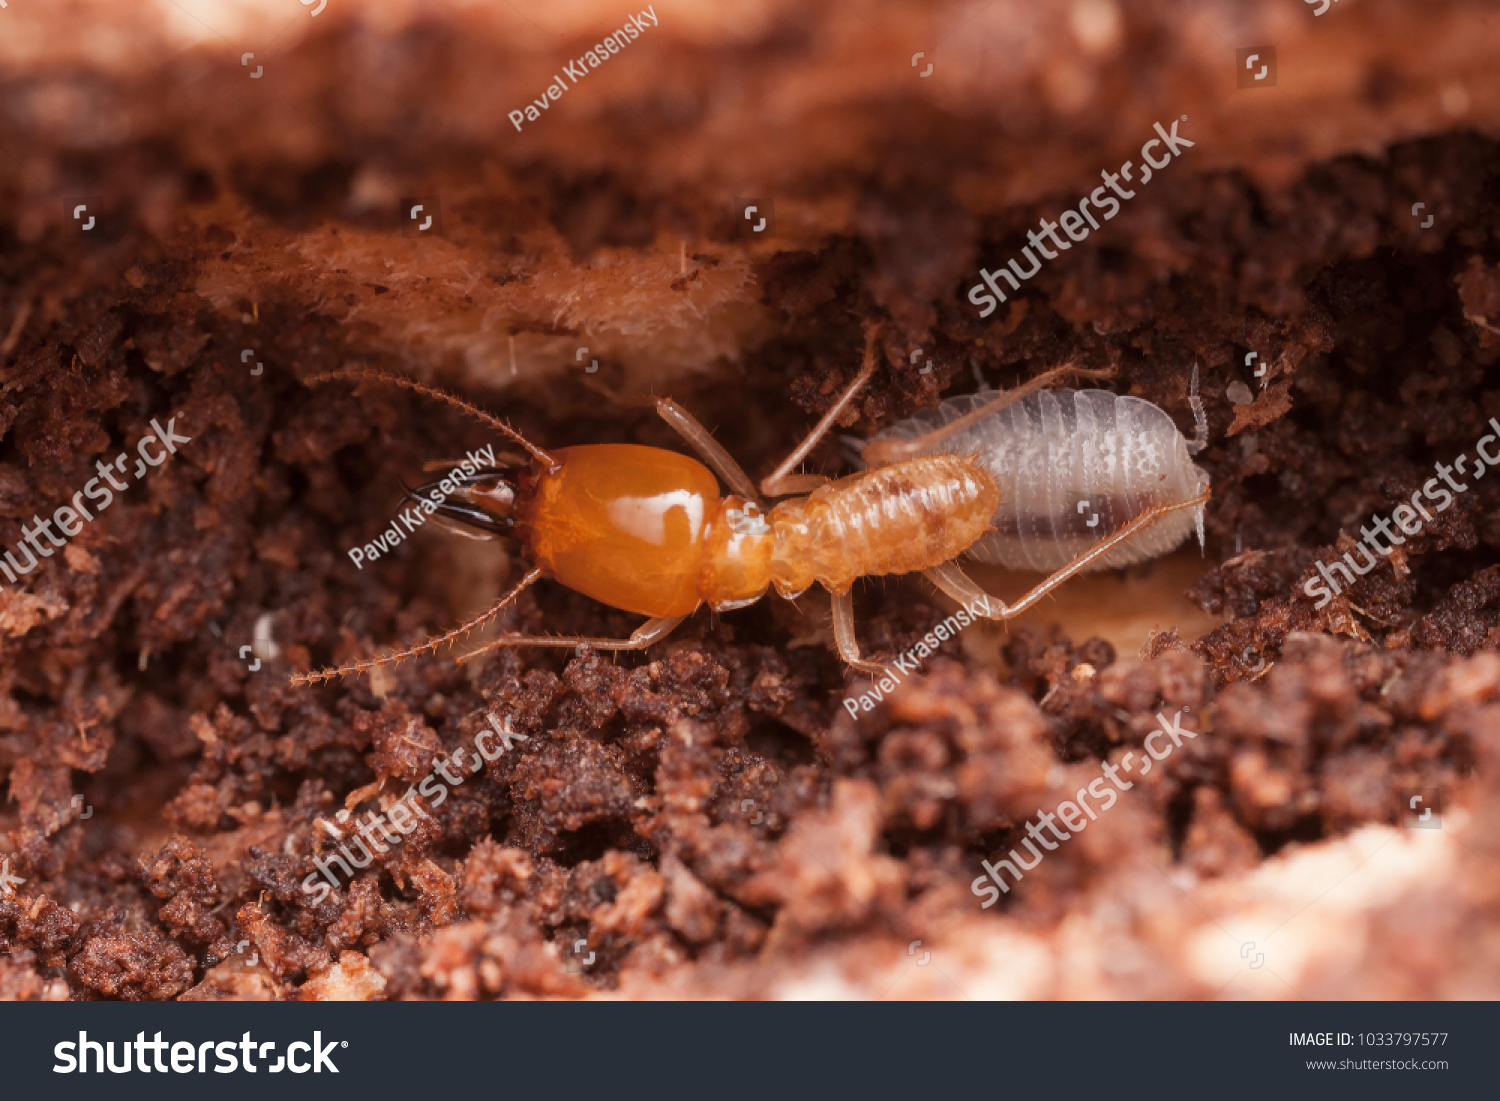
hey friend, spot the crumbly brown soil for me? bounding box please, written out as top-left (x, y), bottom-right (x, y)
top-left (2, 0), bottom-right (1500, 1000)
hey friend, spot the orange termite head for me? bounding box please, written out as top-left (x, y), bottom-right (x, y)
top-left (401, 464), bottom-right (529, 540)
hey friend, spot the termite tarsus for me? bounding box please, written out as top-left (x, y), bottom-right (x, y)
top-left (290, 329), bottom-right (1210, 684)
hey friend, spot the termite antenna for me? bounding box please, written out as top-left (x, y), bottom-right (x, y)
top-left (970, 356), bottom-right (991, 393)
top-left (1186, 362), bottom-right (1208, 455)
top-left (305, 365), bottom-right (560, 472)
top-left (1186, 363), bottom-right (1209, 551)
top-left (289, 566), bottom-right (545, 686)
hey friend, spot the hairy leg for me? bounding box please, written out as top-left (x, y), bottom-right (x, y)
top-left (655, 398), bottom-right (763, 504)
top-left (453, 614), bottom-right (686, 663)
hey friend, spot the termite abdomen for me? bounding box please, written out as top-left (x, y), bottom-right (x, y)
top-left (865, 388), bottom-right (1208, 572)
top-left (767, 454), bottom-right (999, 595)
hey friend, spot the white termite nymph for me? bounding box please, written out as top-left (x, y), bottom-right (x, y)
top-left (861, 366), bottom-right (1210, 572)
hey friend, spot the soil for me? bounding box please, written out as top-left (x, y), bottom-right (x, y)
top-left (2, 0), bottom-right (1499, 1000)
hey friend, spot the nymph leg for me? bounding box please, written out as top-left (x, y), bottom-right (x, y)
top-left (921, 492), bottom-right (1211, 619)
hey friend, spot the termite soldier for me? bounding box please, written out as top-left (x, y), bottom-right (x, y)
top-left (291, 326), bottom-right (1209, 685)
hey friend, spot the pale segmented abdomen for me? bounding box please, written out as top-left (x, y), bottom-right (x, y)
top-left (864, 389), bottom-right (1208, 572)
top-left (766, 454), bottom-right (999, 595)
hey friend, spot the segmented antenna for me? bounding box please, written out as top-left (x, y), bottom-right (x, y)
top-left (1186, 363), bottom-right (1208, 455)
top-left (1187, 363), bottom-right (1209, 551)
top-left (305, 366), bottom-right (559, 471)
top-left (290, 567), bottom-right (544, 686)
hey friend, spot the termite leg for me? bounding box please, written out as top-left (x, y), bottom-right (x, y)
top-left (829, 589), bottom-right (888, 675)
top-left (759, 323), bottom-right (882, 498)
top-left (861, 362), bottom-right (1117, 466)
top-left (921, 491), bottom-right (1212, 619)
top-left (289, 567), bottom-right (546, 686)
top-left (453, 614), bottom-right (686, 663)
top-left (306, 365), bottom-right (561, 472)
top-left (764, 473), bottom-right (836, 496)
top-left (654, 398), bottom-right (763, 505)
